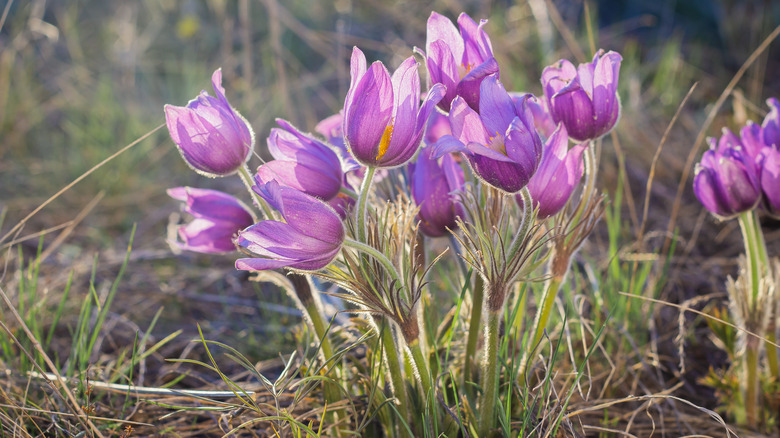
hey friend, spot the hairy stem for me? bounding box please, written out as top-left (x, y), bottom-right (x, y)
top-left (356, 166), bottom-right (377, 243)
top-left (479, 308), bottom-right (502, 437)
top-left (407, 339), bottom-right (432, 399)
top-left (519, 274), bottom-right (563, 383)
top-left (506, 187), bottom-right (534, 263)
top-left (238, 163), bottom-right (274, 219)
top-left (343, 238), bottom-right (403, 286)
top-left (464, 274), bottom-right (484, 390)
top-left (745, 337), bottom-right (760, 426)
top-left (377, 318), bottom-right (410, 430)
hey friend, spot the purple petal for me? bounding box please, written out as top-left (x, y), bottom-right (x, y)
top-left (448, 96), bottom-right (488, 145)
top-left (426, 12), bottom-right (464, 61)
top-left (344, 62), bottom-right (394, 165)
top-left (457, 13), bottom-right (493, 70)
top-left (430, 134), bottom-right (467, 158)
top-left (762, 97), bottom-right (780, 148)
top-left (478, 74), bottom-right (517, 138)
top-left (455, 57), bottom-right (499, 111)
top-left (256, 160), bottom-right (342, 200)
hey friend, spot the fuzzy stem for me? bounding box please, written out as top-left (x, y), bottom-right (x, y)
top-left (767, 328), bottom-right (779, 380)
top-left (738, 212), bottom-right (762, 308)
top-left (289, 274), bottom-right (342, 435)
top-left (339, 186), bottom-right (359, 199)
top-left (343, 238), bottom-right (403, 286)
top-left (377, 318), bottom-right (410, 430)
top-left (238, 163), bottom-right (274, 219)
top-left (745, 337), bottom-right (760, 426)
top-left (506, 187), bottom-right (534, 263)
top-left (464, 274), bottom-right (484, 390)
top-left (407, 339), bottom-right (432, 399)
top-left (479, 308), bottom-right (502, 437)
top-left (519, 274), bottom-right (563, 383)
top-left (356, 166), bottom-right (377, 243)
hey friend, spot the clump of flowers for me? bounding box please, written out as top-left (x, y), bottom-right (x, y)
top-left (162, 11), bottom-right (621, 437)
top-left (692, 98), bottom-right (780, 427)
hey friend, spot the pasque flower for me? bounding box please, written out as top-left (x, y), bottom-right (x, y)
top-left (410, 147), bottom-right (465, 237)
top-left (762, 97), bottom-right (780, 148)
top-left (433, 74), bottom-right (542, 193)
top-left (168, 187), bottom-right (255, 254)
top-left (343, 47), bottom-right (445, 168)
top-left (425, 11), bottom-right (499, 112)
top-left (542, 50), bottom-right (622, 142)
top-left (693, 136), bottom-right (761, 219)
top-left (758, 147), bottom-right (780, 217)
top-left (518, 124), bottom-right (586, 219)
top-left (164, 69), bottom-right (254, 177)
top-left (235, 181), bottom-right (345, 271)
top-left (256, 119), bottom-right (344, 202)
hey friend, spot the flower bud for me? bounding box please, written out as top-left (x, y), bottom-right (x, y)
top-left (164, 69), bottom-right (254, 177)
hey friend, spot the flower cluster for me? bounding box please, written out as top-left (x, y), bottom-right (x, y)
top-left (161, 10), bottom-right (624, 436)
top-left (694, 98), bottom-right (780, 219)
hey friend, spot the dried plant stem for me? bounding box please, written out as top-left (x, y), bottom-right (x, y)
top-left (479, 307), bottom-right (502, 437)
top-left (745, 337), bottom-right (760, 425)
top-left (356, 166), bottom-right (377, 243)
top-left (464, 274), bottom-right (484, 391)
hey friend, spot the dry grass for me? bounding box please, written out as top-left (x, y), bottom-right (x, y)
top-left (1, 0), bottom-right (779, 436)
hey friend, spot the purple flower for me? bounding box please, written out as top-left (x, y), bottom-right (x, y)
top-left (255, 119), bottom-right (344, 202)
top-left (758, 146), bottom-right (780, 217)
top-left (693, 137), bottom-right (761, 219)
top-left (235, 181), bottom-right (345, 271)
top-left (518, 124), bottom-right (586, 219)
top-left (315, 112), bottom-right (361, 217)
top-left (424, 110), bottom-right (452, 145)
top-left (164, 69), bottom-right (254, 177)
top-left (343, 47), bottom-right (445, 168)
top-left (433, 74), bottom-right (542, 193)
top-left (168, 187), bottom-right (255, 254)
top-left (542, 50), bottom-right (622, 142)
top-left (424, 11), bottom-right (499, 112)
top-left (762, 97), bottom-right (780, 148)
top-left (410, 148), bottom-right (465, 237)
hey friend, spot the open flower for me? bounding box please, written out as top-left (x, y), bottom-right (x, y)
top-left (693, 137), bottom-right (761, 219)
top-left (542, 50), bottom-right (622, 142)
top-left (164, 69), bottom-right (254, 177)
top-left (424, 11), bottom-right (499, 112)
top-left (410, 147), bottom-right (465, 237)
top-left (343, 47), bottom-right (445, 168)
top-left (255, 119), bottom-right (344, 202)
top-left (758, 147), bottom-right (780, 217)
top-left (168, 187), bottom-right (255, 254)
top-left (518, 124), bottom-right (586, 219)
top-left (433, 74), bottom-right (542, 193)
top-left (762, 97), bottom-right (780, 148)
top-left (235, 181), bottom-right (344, 271)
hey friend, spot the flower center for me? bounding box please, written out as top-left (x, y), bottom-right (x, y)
top-left (459, 62), bottom-right (476, 79)
top-left (486, 132), bottom-right (506, 156)
top-left (376, 120), bottom-right (395, 161)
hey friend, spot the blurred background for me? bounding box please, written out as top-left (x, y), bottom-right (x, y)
top-left (0, 0), bottom-right (779, 396)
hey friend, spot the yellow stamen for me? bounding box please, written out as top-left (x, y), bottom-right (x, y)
top-left (376, 121), bottom-right (394, 161)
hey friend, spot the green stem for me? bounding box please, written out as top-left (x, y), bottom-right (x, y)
top-left (343, 238), bottom-right (403, 286)
top-left (408, 339), bottom-right (432, 399)
top-left (479, 309), bottom-right (502, 437)
top-left (506, 187), bottom-right (534, 263)
top-left (520, 274), bottom-right (563, 383)
top-left (767, 329), bottom-right (779, 380)
top-left (356, 166), bottom-right (377, 243)
top-left (464, 275), bottom-right (484, 390)
top-left (238, 164), bottom-right (274, 219)
top-left (339, 186), bottom-right (358, 199)
top-left (570, 142), bottom-right (598, 228)
top-left (305, 301), bottom-right (334, 360)
top-left (378, 318), bottom-right (410, 429)
top-left (738, 211), bottom-right (763, 307)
